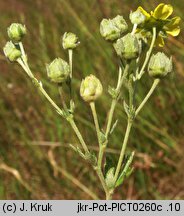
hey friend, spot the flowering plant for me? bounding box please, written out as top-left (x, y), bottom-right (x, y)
top-left (3, 3), bottom-right (180, 199)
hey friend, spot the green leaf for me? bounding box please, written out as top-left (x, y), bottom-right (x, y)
top-left (104, 156), bottom-right (116, 176)
top-left (123, 100), bottom-right (129, 116)
top-left (108, 86), bottom-right (117, 99)
top-left (105, 167), bottom-right (115, 189)
top-left (110, 119), bottom-right (118, 134)
top-left (99, 131), bottom-right (107, 144)
top-left (115, 151), bottom-right (135, 187)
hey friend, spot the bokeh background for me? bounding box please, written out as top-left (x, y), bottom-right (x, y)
top-left (0, 0), bottom-right (184, 200)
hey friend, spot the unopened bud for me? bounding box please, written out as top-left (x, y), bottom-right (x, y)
top-left (148, 52), bottom-right (173, 78)
top-left (3, 41), bottom-right (22, 62)
top-left (80, 75), bottom-right (103, 102)
top-left (7, 23), bottom-right (26, 43)
top-left (62, 32), bottom-right (79, 50)
top-left (114, 33), bottom-right (140, 60)
top-left (129, 9), bottom-right (146, 25)
top-left (46, 58), bottom-right (70, 83)
top-left (100, 15), bottom-right (128, 41)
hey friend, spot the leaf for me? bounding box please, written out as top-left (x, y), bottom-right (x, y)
top-left (99, 131), bottom-right (107, 144)
top-left (105, 167), bottom-right (115, 189)
top-left (104, 156), bottom-right (116, 176)
top-left (69, 144), bottom-right (77, 152)
top-left (110, 119), bottom-right (118, 134)
top-left (85, 151), bottom-right (97, 166)
top-left (108, 86), bottom-right (117, 99)
top-left (69, 100), bottom-right (75, 113)
top-left (115, 151), bottom-right (135, 187)
top-left (123, 100), bottom-right (129, 116)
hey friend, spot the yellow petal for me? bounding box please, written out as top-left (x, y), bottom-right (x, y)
top-left (138, 6), bottom-right (150, 19)
top-left (153, 3), bottom-right (173, 20)
top-left (165, 17), bottom-right (181, 36)
top-left (155, 35), bottom-right (165, 47)
top-left (167, 28), bottom-right (180, 36)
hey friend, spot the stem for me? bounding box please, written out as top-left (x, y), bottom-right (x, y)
top-left (17, 58), bottom-right (89, 154)
top-left (19, 42), bottom-right (34, 78)
top-left (106, 191), bottom-right (113, 200)
top-left (37, 85), bottom-right (63, 115)
top-left (105, 63), bottom-right (130, 138)
top-left (95, 63), bottom-right (130, 184)
top-left (68, 49), bottom-right (73, 101)
top-left (69, 49), bottom-right (73, 79)
top-left (90, 102), bottom-right (101, 146)
top-left (89, 102), bottom-right (110, 198)
top-left (131, 24), bottom-right (137, 35)
top-left (135, 79), bottom-right (160, 117)
top-left (117, 66), bottom-right (122, 89)
top-left (17, 58), bottom-right (33, 78)
top-left (58, 84), bottom-right (68, 110)
top-left (94, 166), bottom-right (109, 199)
top-left (68, 118), bottom-right (89, 154)
top-left (114, 119), bottom-right (133, 182)
top-left (137, 27), bottom-right (157, 80)
top-left (19, 42), bottom-right (26, 59)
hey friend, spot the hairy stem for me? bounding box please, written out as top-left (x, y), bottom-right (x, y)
top-left (58, 84), bottom-right (68, 110)
top-left (135, 79), bottom-right (160, 117)
top-left (90, 102), bottom-right (101, 146)
top-left (105, 63), bottom-right (130, 137)
top-left (68, 49), bottom-right (73, 101)
top-left (114, 119), bottom-right (133, 182)
top-left (17, 58), bottom-right (89, 154)
top-left (68, 118), bottom-right (89, 154)
top-left (137, 27), bottom-right (157, 80)
top-left (90, 103), bottom-right (111, 198)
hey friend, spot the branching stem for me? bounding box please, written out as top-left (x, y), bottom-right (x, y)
top-left (137, 27), bottom-right (157, 80)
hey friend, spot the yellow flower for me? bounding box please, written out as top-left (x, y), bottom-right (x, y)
top-left (136, 4), bottom-right (181, 46)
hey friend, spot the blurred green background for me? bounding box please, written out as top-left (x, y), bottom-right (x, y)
top-left (0, 0), bottom-right (184, 200)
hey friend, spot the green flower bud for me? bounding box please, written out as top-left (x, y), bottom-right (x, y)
top-left (7, 23), bottom-right (26, 43)
top-left (3, 41), bottom-right (22, 62)
top-left (46, 58), bottom-right (70, 83)
top-left (80, 75), bottom-right (103, 102)
top-left (114, 33), bottom-right (140, 60)
top-left (129, 9), bottom-right (146, 25)
top-left (62, 32), bottom-right (80, 50)
top-left (148, 52), bottom-right (173, 78)
top-left (113, 15), bottom-right (128, 33)
top-left (100, 15), bottom-right (128, 41)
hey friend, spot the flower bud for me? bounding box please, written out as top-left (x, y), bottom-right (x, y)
top-left (7, 23), bottom-right (26, 43)
top-left (100, 15), bottom-right (128, 41)
top-left (62, 32), bottom-right (80, 50)
top-left (114, 33), bottom-right (140, 60)
top-left (113, 15), bottom-right (128, 33)
top-left (148, 52), bottom-right (173, 78)
top-left (46, 58), bottom-right (70, 83)
top-left (3, 41), bottom-right (22, 62)
top-left (80, 75), bottom-right (103, 102)
top-left (129, 9), bottom-right (146, 25)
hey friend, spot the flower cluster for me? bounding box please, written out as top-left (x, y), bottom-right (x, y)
top-left (2, 3), bottom-right (181, 200)
top-left (135, 3), bottom-right (181, 46)
top-left (3, 23), bottom-right (26, 62)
